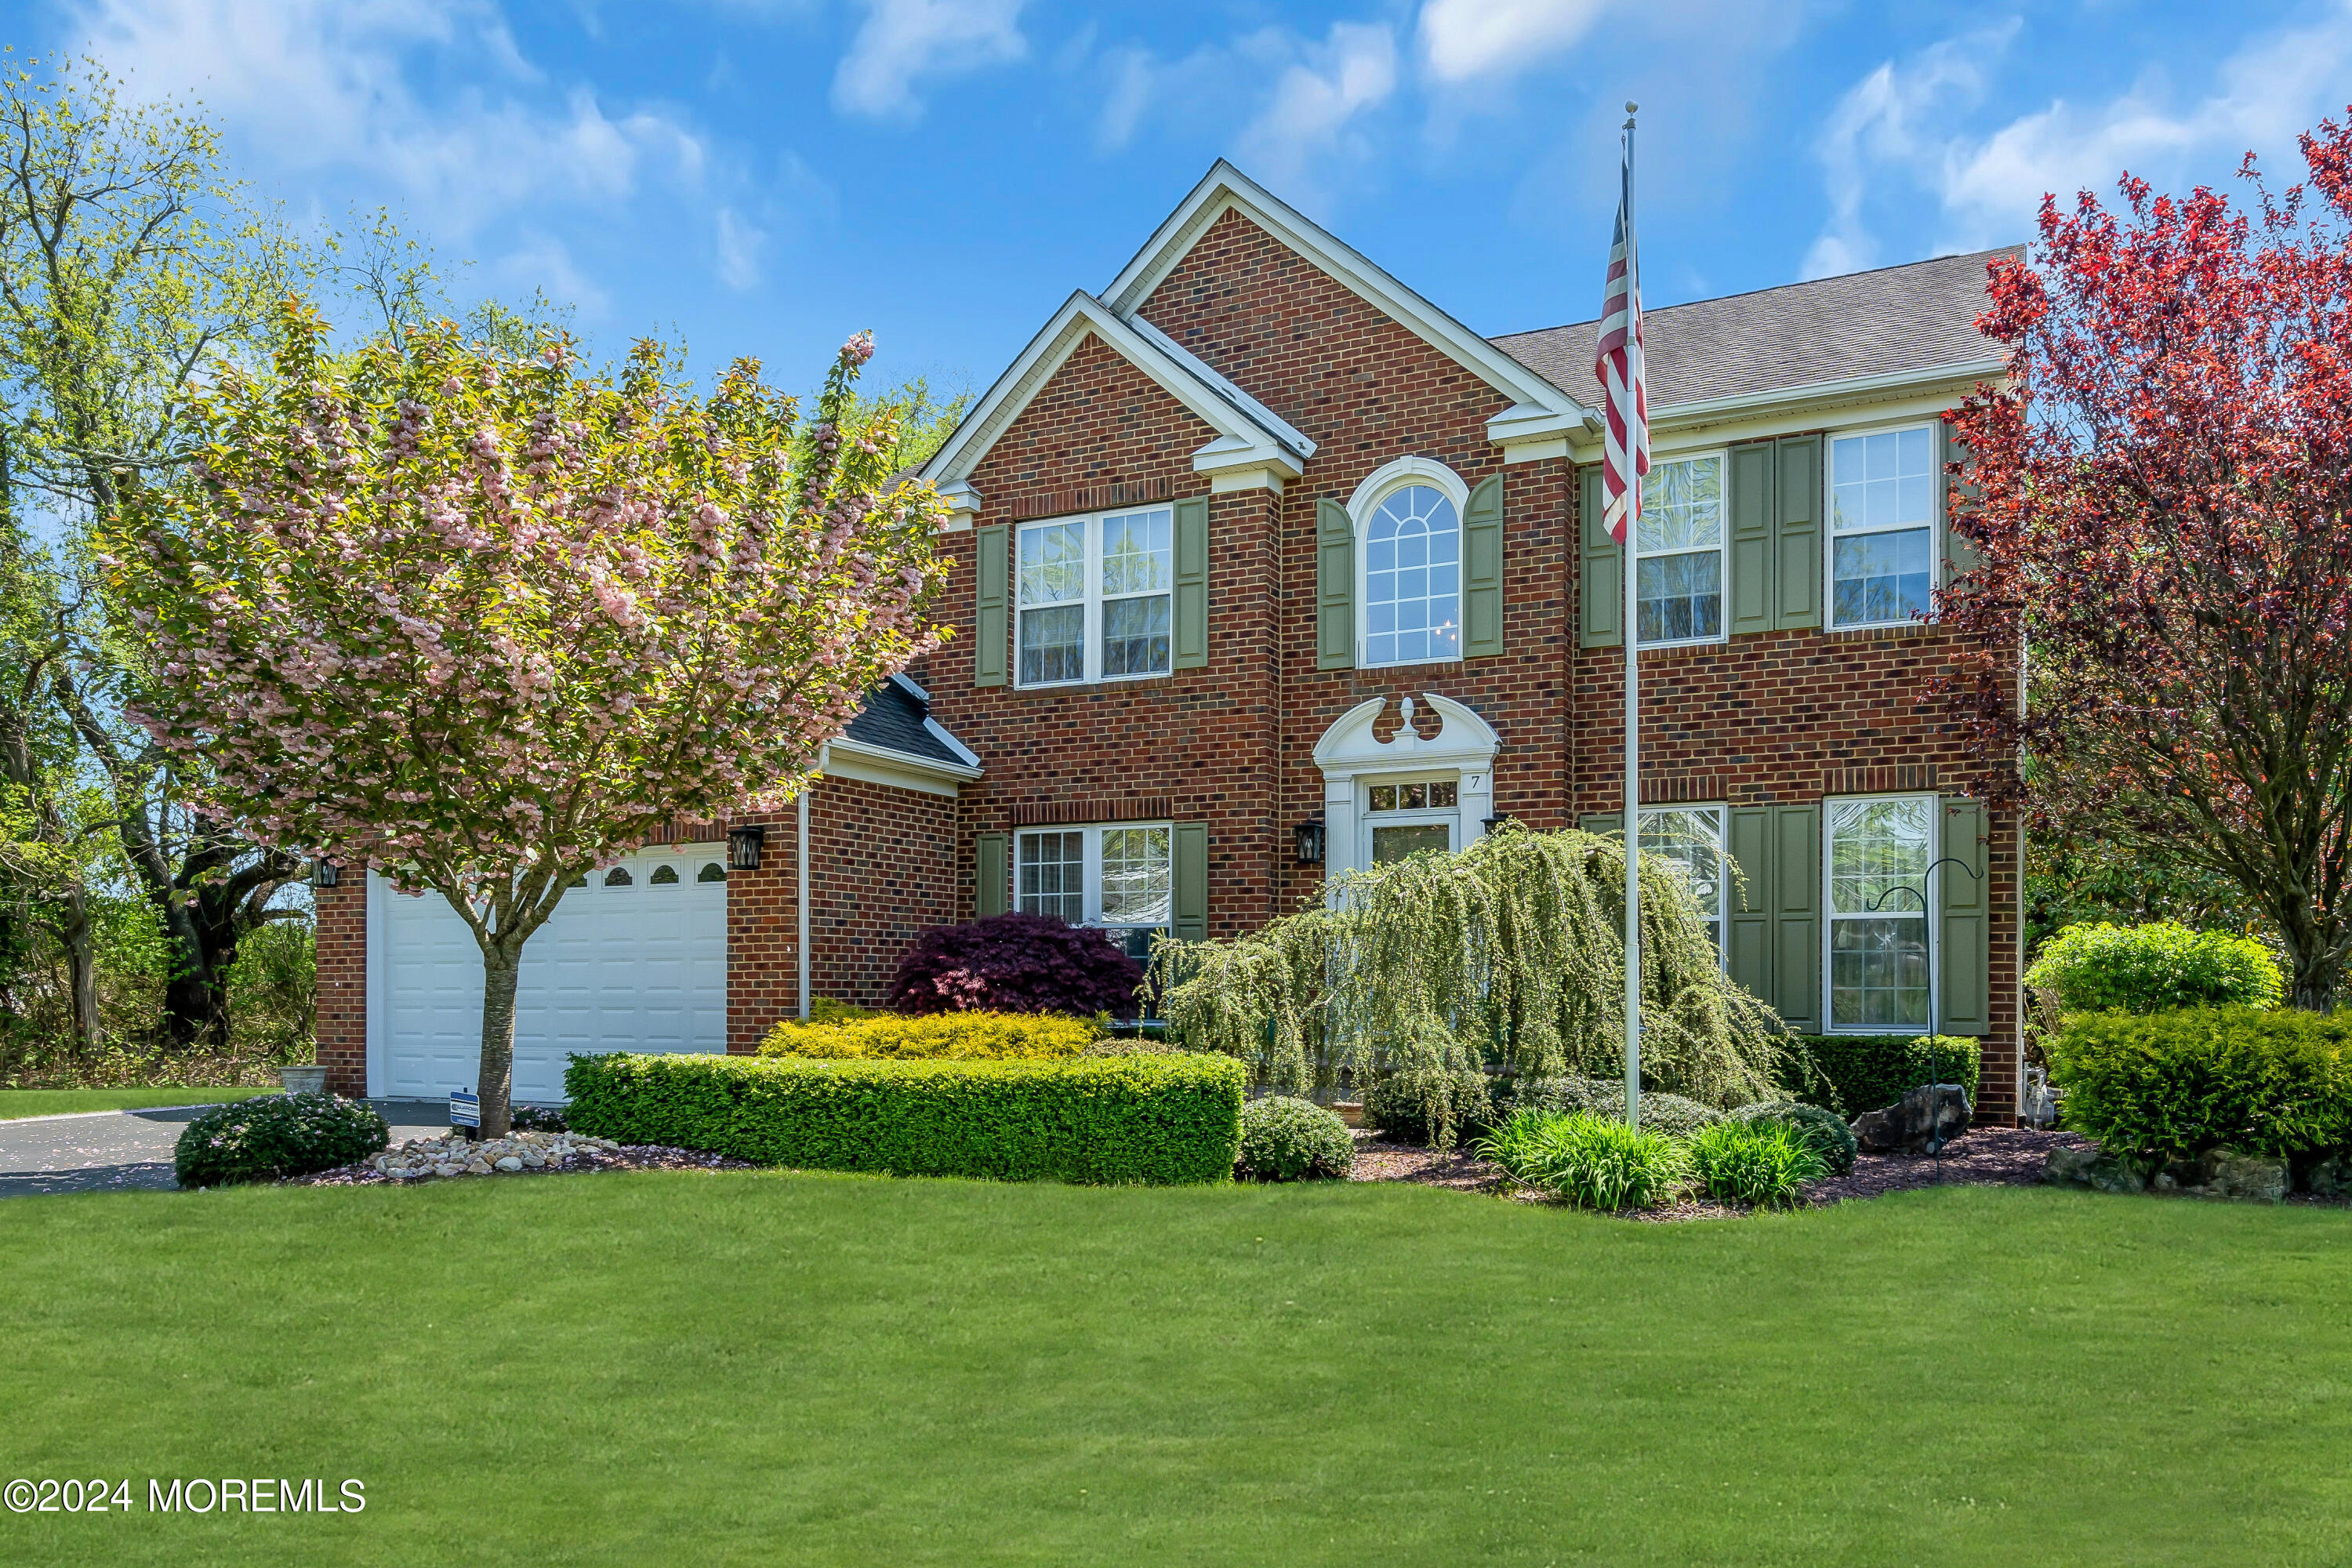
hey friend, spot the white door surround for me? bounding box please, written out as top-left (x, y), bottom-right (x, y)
top-left (366, 846), bottom-right (729, 1102)
top-left (1312, 694), bottom-right (1501, 884)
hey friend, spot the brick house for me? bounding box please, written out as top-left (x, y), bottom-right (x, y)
top-left (318, 161), bottom-right (2022, 1121)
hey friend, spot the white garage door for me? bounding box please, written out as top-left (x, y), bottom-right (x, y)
top-left (370, 845), bottom-right (729, 1102)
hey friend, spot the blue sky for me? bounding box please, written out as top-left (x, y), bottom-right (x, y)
top-left (32, 1), bottom-right (2352, 398)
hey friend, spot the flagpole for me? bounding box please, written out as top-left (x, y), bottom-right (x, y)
top-left (1620, 103), bottom-right (1642, 1133)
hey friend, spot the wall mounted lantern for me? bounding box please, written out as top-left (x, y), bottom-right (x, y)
top-left (727, 825), bottom-right (768, 871)
top-left (309, 858), bottom-right (339, 889)
top-left (1293, 819), bottom-right (1326, 866)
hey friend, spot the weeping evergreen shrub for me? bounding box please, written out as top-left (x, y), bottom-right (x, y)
top-left (1156, 825), bottom-right (1791, 1105)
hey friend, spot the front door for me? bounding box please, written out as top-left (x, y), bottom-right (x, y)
top-left (1362, 777), bottom-right (1460, 866)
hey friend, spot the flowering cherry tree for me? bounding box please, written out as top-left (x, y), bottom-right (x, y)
top-left (103, 301), bottom-right (947, 1133)
top-left (1940, 111), bottom-right (2352, 1010)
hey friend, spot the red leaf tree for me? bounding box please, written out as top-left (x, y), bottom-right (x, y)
top-left (1942, 111), bottom-right (2352, 1009)
top-left (103, 303), bottom-right (948, 1132)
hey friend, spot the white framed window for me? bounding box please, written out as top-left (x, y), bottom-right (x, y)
top-left (1638, 804), bottom-right (1726, 960)
top-left (1015, 822), bottom-right (1171, 962)
top-left (1635, 452), bottom-right (1726, 648)
top-left (1824, 795), bottom-right (1935, 1032)
top-left (1829, 424), bottom-right (1936, 630)
top-left (1352, 458), bottom-right (1467, 670)
top-left (1363, 775), bottom-right (1459, 866)
top-left (1015, 508), bottom-right (1173, 687)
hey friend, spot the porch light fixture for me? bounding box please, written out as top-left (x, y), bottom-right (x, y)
top-left (727, 825), bottom-right (768, 871)
top-left (1293, 819), bottom-right (1326, 866)
top-left (308, 858), bottom-right (339, 889)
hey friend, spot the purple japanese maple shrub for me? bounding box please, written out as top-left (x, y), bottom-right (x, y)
top-left (885, 913), bottom-right (1144, 1017)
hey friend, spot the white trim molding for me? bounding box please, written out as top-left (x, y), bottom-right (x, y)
top-left (819, 738), bottom-right (980, 798)
top-left (1312, 693), bottom-right (1500, 884)
top-left (1101, 162), bottom-right (1591, 446)
top-left (919, 290), bottom-right (1308, 506)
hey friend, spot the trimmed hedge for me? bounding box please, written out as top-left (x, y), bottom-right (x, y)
top-left (2025, 921), bottom-right (2282, 1014)
top-left (564, 1051), bottom-right (1243, 1185)
top-left (2046, 1006), bottom-right (2352, 1160)
top-left (1236, 1096), bottom-right (1354, 1181)
top-left (174, 1094), bottom-right (388, 1187)
top-left (1785, 1035), bottom-right (1981, 1116)
top-left (759, 1011), bottom-right (1098, 1062)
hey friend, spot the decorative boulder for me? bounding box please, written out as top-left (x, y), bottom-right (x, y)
top-left (1850, 1083), bottom-right (1972, 1156)
top-left (2043, 1145), bottom-right (2147, 1194)
top-left (2193, 1150), bottom-right (2287, 1203)
top-left (2302, 1153), bottom-right (2351, 1198)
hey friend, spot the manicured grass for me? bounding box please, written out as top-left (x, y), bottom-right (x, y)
top-left (1, 1174), bottom-right (2347, 1566)
top-left (0, 1087), bottom-right (281, 1120)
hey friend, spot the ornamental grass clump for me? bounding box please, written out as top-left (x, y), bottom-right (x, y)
top-left (1686, 1120), bottom-right (1829, 1208)
top-left (1475, 1109), bottom-right (1687, 1210)
top-left (1726, 1100), bottom-right (1857, 1175)
top-left (1235, 1096), bottom-right (1355, 1181)
top-left (1157, 825), bottom-right (1788, 1102)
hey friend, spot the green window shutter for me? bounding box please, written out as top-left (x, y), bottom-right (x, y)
top-left (975, 832), bottom-right (1007, 919)
top-left (1937, 418), bottom-right (1981, 590)
top-left (1578, 463), bottom-right (1621, 648)
top-left (974, 524), bottom-right (1008, 688)
top-left (1173, 495), bottom-right (1210, 670)
top-left (1172, 823), bottom-right (1209, 942)
top-left (1316, 498), bottom-right (1355, 671)
top-left (1769, 804), bottom-right (1820, 1032)
top-left (1938, 797), bottom-right (1991, 1036)
top-left (1725, 806), bottom-right (1774, 1004)
top-left (1462, 474), bottom-right (1504, 659)
top-left (1727, 441), bottom-right (1776, 637)
top-left (1771, 435), bottom-right (1822, 631)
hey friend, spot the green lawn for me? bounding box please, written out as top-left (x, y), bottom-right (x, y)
top-left (0, 1087), bottom-right (281, 1120)
top-left (1, 1174), bottom-right (2345, 1567)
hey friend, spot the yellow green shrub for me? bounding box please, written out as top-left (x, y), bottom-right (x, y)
top-left (758, 1010), bottom-right (1099, 1062)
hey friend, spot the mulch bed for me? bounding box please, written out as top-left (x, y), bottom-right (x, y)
top-left (1348, 1124), bottom-right (2103, 1221)
top-left (292, 1143), bottom-right (758, 1186)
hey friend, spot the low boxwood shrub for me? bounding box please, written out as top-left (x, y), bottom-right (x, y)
top-left (2046, 1005), bottom-right (2352, 1160)
top-left (884, 913), bottom-right (1143, 1017)
top-left (1506, 1076), bottom-right (1723, 1138)
top-left (1781, 1035), bottom-right (1981, 1116)
top-left (1475, 1109), bottom-right (1686, 1210)
top-left (564, 1051), bottom-right (1243, 1185)
top-left (760, 1010), bottom-right (1098, 1062)
top-left (2025, 921), bottom-right (2283, 1015)
top-left (1726, 1100), bottom-right (1857, 1175)
top-left (1236, 1096), bottom-right (1354, 1181)
top-left (1686, 1120), bottom-right (1829, 1208)
top-left (173, 1094), bottom-right (389, 1187)
top-left (1363, 1067), bottom-right (1494, 1149)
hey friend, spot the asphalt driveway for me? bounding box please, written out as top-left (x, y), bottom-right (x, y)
top-left (0, 1101), bottom-right (460, 1197)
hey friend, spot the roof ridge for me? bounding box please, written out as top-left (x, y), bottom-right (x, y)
top-left (1489, 245), bottom-right (2025, 344)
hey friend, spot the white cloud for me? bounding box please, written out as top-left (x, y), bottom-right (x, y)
top-left (831, 0), bottom-right (1027, 122)
top-left (1807, 5), bottom-right (2352, 278)
top-left (713, 206), bottom-right (768, 291)
top-left (1235, 22), bottom-right (1399, 204)
top-left (1418, 0), bottom-right (1608, 85)
top-left (67, 0), bottom-right (706, 235)
top-left (490, 234), bottom-right (611, 318)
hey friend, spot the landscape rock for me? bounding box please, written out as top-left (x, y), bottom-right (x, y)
top-left (1851, 1083), bottom-right (1973, 1156)
top-left (2043, 1145), bottom-right (2147, 1194)
top-left (2193, 1150), bottom-right (2287, 1203)
top-left (494, 1156), bottom-right (524, 1172)
top-left (2300, 1153), bottom-right (2350, 1198)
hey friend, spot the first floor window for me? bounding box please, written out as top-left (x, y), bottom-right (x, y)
top-left (1635, 452), bottom-right (1725, 646)
top-left (1827, 796), bottom-right (1933, 1030)
top-left (1830, 425), bottom-right (1935, 628)
top-left (1016, 822), bottom-right (1171, 962)
top-left (1639, 804), bottom-right (1726, 958)
top-left (1017, 508), bottom-right (1172, 686)
top-left (1365, 776), bottom-right (1457, 866)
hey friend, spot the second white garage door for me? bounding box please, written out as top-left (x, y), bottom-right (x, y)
top-left (370, 845), bottom-right (729, 1101)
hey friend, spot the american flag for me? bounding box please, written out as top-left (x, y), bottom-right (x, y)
top-left (1595, 125), bottom-right (1649, 546)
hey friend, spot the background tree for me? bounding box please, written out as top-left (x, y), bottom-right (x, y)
top-left (106, 304), bottom-right (947, 1134)
top-left (1942, 108), bottom-right (2352, 1009)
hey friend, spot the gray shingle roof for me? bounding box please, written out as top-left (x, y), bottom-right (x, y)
top-left (841, 680), bottom-right (971, 770)
top-left (1490, 247), bottom-right (2019, 411)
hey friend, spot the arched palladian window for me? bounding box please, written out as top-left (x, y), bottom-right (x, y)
top-left (1319, 456), bottom-right (1501, 673)
top-left (1363, 482), bottom-right (1461, 666)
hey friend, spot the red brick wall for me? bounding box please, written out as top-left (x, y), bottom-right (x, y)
top-left (724, 775), bottom-right (960, 1051)
top-left (314, 871), bottom-right (367, 1098)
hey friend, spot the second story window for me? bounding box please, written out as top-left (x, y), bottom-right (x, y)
top-left (1017, 508), bottom-right (1172, 687)
top-left (1363, 483), bottom-right (1461, 667)
top-left (1830, 425), bottom-right (1934, 629)
top-left (1635, 452), bottom-right (1724, 647)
